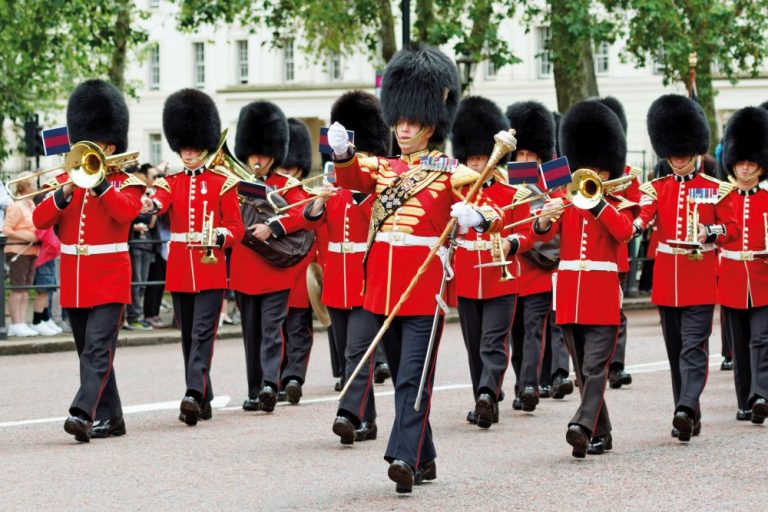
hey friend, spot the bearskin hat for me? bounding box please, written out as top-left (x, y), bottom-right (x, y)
top-left (66, 79), bottom-right (129, 154)
top-left (722, 106), bottom-right (768, 180)
top-left (235, 101), bottom-right (289, 168)
top-left (760, 101), bottom-right (768, 111)
top-left (559, 100), bottom-right (627, 180)
top-left (331, 91), bottom-right (389, 157)
top-left (162, 88), bottom-right (221, 154)
top-left (505, 101), bottom-right (555, 162)
top-left (380, 44), bottom-right (461, 147)
top-left (647, 94), bottom-right (709, 158)
top-left (451, 96), bottom-right (510, 165)
top-left (588, 96), bottom-right (627, 133)
top-left (282, 118), bottom-right (312, 178)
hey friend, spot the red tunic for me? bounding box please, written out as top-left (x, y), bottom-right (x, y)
top-left (33, 172), bottom-right (145, 308)
top-left (614, 167), bottom-right (642, 273)
top-left (717, 186), bottom-right (768, 309)
top-left (636, 170), bottom-right (739, 307)
top-left (536, 196), bottom-right (638, 325)
top-left (229, 173), bottom-right (316, 296)
top-left (151, 168), bottom-right (244, 293)
top-left (454, 178), bottom-right (532, 299)
top-left (334, 150), bottom-right (503, 316)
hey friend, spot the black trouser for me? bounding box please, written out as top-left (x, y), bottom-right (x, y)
top-left (172, 290), bottom-right (224, 403)
top-left (67, 304), bottom-right (125, 421)
top-left (281, 307), bottom-right (314, 386)
top-left (511, 292), bottom-right (551, 395)
top-left (375, 314), bottom-right (443, 470)
top-left (610, 273), bottom-right (629, 371)
top-left (562, 324), bottom-right (619, 437)
top-left (722, 305), bottom-right (768, 410)
top-left (128, 250), bottom-right (154, 322)
top-left (658, 305), bottom-right (714, 417)
top-left (143, 257), bottom-right (166, 318)
top-left (236, 290), bottom-right (289, 397)
top-left (458, 295), bottom-right (516, 401)
top-left (720, 308), bottom-right (733, 360)
top-left (336, 307), bottom-right (379, 424)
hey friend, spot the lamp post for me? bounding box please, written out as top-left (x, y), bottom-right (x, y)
top-left (456, 51), bottom-right (476, 95)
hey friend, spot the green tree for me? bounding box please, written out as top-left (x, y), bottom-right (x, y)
top-left (0, 0), bottom-right (147, 163)
top-left (603, 0), bottom-right (768, 151)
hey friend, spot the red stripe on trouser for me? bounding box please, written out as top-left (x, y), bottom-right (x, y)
top-left (91, 305), bottom-right (124, 420)
top-left (358, 353), bottom-right (375, 419)
top-left (495, 297), bottom-right (518, 400)
top-left (415, 332), bottom-right (442, 470)
top-left (592, 325), bottom-right (620, 436)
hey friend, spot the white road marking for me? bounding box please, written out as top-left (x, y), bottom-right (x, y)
top-left (0, 355), bottom-right (727, 429)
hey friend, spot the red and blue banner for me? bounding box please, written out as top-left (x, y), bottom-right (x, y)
top-left (319, 127), bottom-right (355, 154)
top-left (42, 126), bottom-right (70, 156)
top-left (541, 156), bottom-right (572, 190)
top-left (237, 180), bottom-right (268, 199)
top-left (507, 161), bottom-right (540, 185)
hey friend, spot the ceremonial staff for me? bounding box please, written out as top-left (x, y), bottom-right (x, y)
top-left (339, 128), bottom-right (517, 402)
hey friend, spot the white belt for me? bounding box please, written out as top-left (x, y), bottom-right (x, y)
top-left (374, 232), bottom-right (440, 247)
top-left (558, 260), bottom-right (617, 272)
top-left (328, 241), bottom-right (367, 254)
top-left (720, 249), bottom-right (766, 261)
top-left (459, 240), bottom-right (493, 251)
top-left (60, 243), bottom-right (129, 256)
top-left (170, 232), bottom-right (204, 243)
top-left (657, 242), bottom-right (715, 256)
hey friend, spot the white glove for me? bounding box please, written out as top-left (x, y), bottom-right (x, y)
top-left (451, 202), bottom-right (483, 229)
top-left (328, 122), bottom-right (350, 155)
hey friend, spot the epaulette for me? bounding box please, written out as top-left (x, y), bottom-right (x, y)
top-left (700, 173), bottom-right (735, 202)
top-left (119, 172), bottom-right (146, 189)
top-left (154, 176), bottom-right (171, 192)
top-left (512, 186), bottom-right (532, 203)
top-left (638, 181), bottom-right (657, 200)
top-left (220, 175), bottom-right (239, 195)
top-left (612, 195), bottom-right (639, 211)
top-left (358, 156), bottom-right (382, 171)
top-left (450, 164), bottom-right (480, 188)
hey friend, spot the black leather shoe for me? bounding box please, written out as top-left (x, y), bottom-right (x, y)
top-left (334, 378), bottom-right (343, 392)
top-left (258, 386), bottom-right (278, 413)
top-left (277, 390), bottom-right (287, 402)
top-left (414, 459), bottom-right (436, 485)
top-left (512, 397), bottom-right (523, 411)
top-left (91, 417), bottom-right (126, 438)
top-left (672, 411), bottom-right (694, 442)
top-left (751, 398), bottom-right (768, 424)
top-left (242, 398), bottom-right (261, 411)
top-left (587, 433), bottom-right (613, 455)
top-left (539, 385), bottom-right (552, 398)
top-left (332, 416), bottom-right (357, 445)
top-left (721, 358), bottom-right (733, 371)
top-left (520, 386), bottom-right (539, 412)
top-left (737, 409), bottom-right (752, 421)
top-left (475, 393), bottom-right (496, 429)
top-left (388, 460), bottom-right (415, 494)
top-left (552, 375), bottom-right (574, 399)
top-left (374, 363), bottom-right (391, 384)
top-left (355, 421), bottom-right (377, 442)
top-left (180, 396), bottom-right (200, 426)
top-left (285, 380), bottom-right (302, 405)
top-left (64, 415), bottom-right (92, 443)
top-left (200, 401), bottom-right (212, 421)
top-left (671, 420), bottom-right (701, 438)
top-left (467, 410), bottom-right (478, 424)
top-left (609, 369), bottom-right (632, 389)
top-left (566, 424), bottom-right (589, 458)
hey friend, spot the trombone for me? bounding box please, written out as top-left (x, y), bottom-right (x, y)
top-left (266, 174), bottom-right (335, 213)
top-left (5, 141), bottom-right (139, 200)
top-left (503, 168), bottom-right (638, 231)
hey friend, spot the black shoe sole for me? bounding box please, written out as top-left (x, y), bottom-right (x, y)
top-left (566, 428), bottom-right (588, 458)
top-left (751, 402), bottom-right (768, 424)
top-left (672, 415), bottom-right (694, 442)
top-left (180, 400), bottom-right (200, 426)
top-left (355, 426), bottom-right (377, 442)
top-left (333, 420), bottom-right (356, 445)
top-left (259, 390), bottom-right (277, 413)
top-left (64, 418), bottom-right (91, 443)
top-left (512, 399), bottom-right (523, 411)
top-left (475, 396), bottom-right (495, 429)
top-left (91, 426), bottom-right (126, 439)
top-left (285, 382), bottom-right (302, 405)
top-left (521, 391), bottom-right (539, 412)
top-left (388, 464), bottom-right (414, 494)
top-left (373, 366), bottom-right (391, 384)
top-left (553, 380), bottom-right (574, 399)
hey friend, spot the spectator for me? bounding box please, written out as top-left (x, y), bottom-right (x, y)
top-left (3, 172), bottom-right (40, 337)
top-left (31, 225), bottom-right (63, 335)
top-left (143, 162), bottom-right (170, 329)
top-left (0, 180), bottom-right (11, 227)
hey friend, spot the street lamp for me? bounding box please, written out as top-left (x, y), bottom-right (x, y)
top-left (456, 51), bottom-right (476, 95)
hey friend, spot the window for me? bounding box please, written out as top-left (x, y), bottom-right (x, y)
top-left (485, 59), bottom-right (498, 79)
top-left (595, 41), bottom-right (610, 75)
top-left (193, 42), bottom-right (205, 88)
top-left (148, 43), bottom-right (160, 90)
top-left (284, 40), bottom-right (295, 82)
top-left (537, 27), bottom-right (553, 78)
top-left (149, 133), bottom-right (162, 165)
top-left (653, 49), bottom-right (666, 75)
top-left (328, 51), bottom-right (342, 82)
top-left (236, 40), bottom-right (249, 84)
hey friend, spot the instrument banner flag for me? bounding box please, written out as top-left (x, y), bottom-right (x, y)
top-left (42, 126), bottom-right (70, 156)
top-left (237, 180), bottom-right (269, 199)
top-left (319, 127), bottom-right (355, 154)
top-left (541, 156), bottom-right (572, 190)
top-left (507, 161), bottom-right (540, 185)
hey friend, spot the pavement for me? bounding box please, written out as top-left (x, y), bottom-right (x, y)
top-left (1, 307), bottom-right (766, 511)
top-left (0, 295), bottom-right (655, 356)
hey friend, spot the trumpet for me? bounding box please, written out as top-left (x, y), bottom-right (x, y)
top-left (188, 200), bottom-right (219, 264)
top-left (266, 174), bottom-right (335, 213)
top-left (5, 141), bottom-right (140, 200)
top-left (473, 232), bottom-right (515, 281)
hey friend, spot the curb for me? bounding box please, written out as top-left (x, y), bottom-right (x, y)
top-left (0, 298), bottom-right (654, 357)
